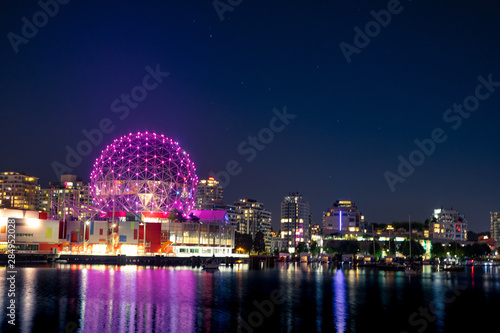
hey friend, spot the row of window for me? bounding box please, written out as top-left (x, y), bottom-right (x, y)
top-left (15, 233), bottom-right (34, 237)
top-left (178, 247), bottom-right (230, 254)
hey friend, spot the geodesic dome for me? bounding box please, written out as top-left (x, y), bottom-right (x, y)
top-left (90, 131), bottom-right (198, 214)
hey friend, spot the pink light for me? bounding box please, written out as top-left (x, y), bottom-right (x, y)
top-left (90, 131), bottom-right (198, 214)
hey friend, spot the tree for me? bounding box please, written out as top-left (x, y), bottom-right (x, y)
top-left (167, 212), bottom-right (177, 223)
top-left (464, 243), bottom-right (491, 258)
top-left (447, 242), bottom-right (465, 258)
top-left (368, 241), bottom-right (382, 257)
top-left (310, 241), bottom-right (320, 256)
top-left (234, 232), bottom-right (253, 253)
top-left (189, 212), bottom-right (200, 223)
top-left (431, 242), bottom-right (446, 258)
top-left (172, 208), bottom-right (186, 222)
top-left (400, 240), bottom-right (425, 258)
top-left (296, 242), bottom-right (307, 254)
top-left (382, 240), bottom-right (396, 256)
top-left (253, 231), bottom-right (266, 254)
top-left (338, 240), bottom-right (359, 255)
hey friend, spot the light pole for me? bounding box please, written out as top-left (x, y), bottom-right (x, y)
top-left (387, 225), bottom-right (394, 256)
top-left (83, 220), bottom-right (90, 253)
top-left (372, 228), bottom-right (376, 259)
top-left (140, 222), bottom-right (146, 255)
top-left (110, 223), bottom-right (117, 254)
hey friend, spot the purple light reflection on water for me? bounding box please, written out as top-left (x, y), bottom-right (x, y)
top-left (2, 265), bottom-right (500, 332)
top-left (333, 269), bottom-right (347, 333)
top-left (78, 267), bottom-right (198, 333)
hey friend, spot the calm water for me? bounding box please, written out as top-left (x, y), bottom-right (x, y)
top-left (1, 263), bottom-right (499, 333)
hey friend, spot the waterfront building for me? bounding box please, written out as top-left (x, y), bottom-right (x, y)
top-left (195, 177), bottom-right (223, 209)
top-left (234, 198), bottom-right (272, 250)
top-left (280, 193), bottom-right (310, 249)
top-left (193, 177), bottom-right (243, 231)
top-left (224, 204), bottom-right (244, 232)
top-left (430, 208), bottom-right (468, 241)
top-left (491, 212), bottom-right (500, 244)
top-left (60, 209), bottom-right (235, 256)
top-left (193, 198), bottom-right (243, 232)
top-left (311, 224), bottom-right (321, 236)
top-left (310, 224), bottom-right (324, 248)
top-left (0, 207), bottom-right (234, 256)
top-left (39, 174), bottom-right (92, 220)
top-left (323, 200), bottom-right (363, 234)
top-left (0, 172), bottom-right (40, 210)
top-left (0, 208), bottom-right (60, 253)
top-left (1, 133), bottom-right (241, 257)
top-left (270, 230), bottom-right (286, 253)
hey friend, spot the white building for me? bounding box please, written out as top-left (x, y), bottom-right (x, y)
top-left (0, 208), bottom-right (60, 253)
top-left (280, 193), bottom-right (310, 249)
top-left (323, 200), bottom-right (363, 234)
top-left (431, 208), bottom-right (468, 241)
top-left (195, 177), bottom-right (223, 209)
top-left (0, 172), bottom-right (40, 211)
top-left (310, 224), bottom-right (323, 248)
top-left (234, 198), bottom-right (272, 250)
top-left (491, 211), bottom-right (500, 244)
top-left (270, 231), bottom-right (286, 253)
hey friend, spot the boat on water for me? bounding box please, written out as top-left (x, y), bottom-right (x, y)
top-left (376, 262), bottom-right (406, 271)
top-left (405, 263), bottom-right (422, 276)
top-left (203, 258), bottom-right (220, 270)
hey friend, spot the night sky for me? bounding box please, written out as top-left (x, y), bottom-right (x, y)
top-left (1, 1), bottom-right (499, 232)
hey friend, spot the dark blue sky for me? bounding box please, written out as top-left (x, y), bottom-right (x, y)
top-left (1, 1), bottom-right (499, 231)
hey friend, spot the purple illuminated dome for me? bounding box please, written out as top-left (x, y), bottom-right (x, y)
top-left (90, 131), bottom-right (198, 214)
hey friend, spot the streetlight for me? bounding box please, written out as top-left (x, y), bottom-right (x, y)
top-left (387, 225), bottom-right (394, 256)
top-left (140, 222), bottom-right (146, 255)
top-left (83, 220), bottom-right (90, 253)
top-left (109, 223), bottom-right (117, 254)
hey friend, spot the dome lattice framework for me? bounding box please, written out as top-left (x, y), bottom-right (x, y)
top-left (90, 132), bottom-right (198, 214)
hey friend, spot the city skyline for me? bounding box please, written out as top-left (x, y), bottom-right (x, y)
top-left (0, 169), bottom-right (490, 234)
top-left (1, 1), bottom-right (499, 232)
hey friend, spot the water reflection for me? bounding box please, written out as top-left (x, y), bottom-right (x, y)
top-left (1, 264), bottom-right (500, 332)
top-left (333, 269), bottom-right (347, 332)
top-left (20, 267), bottom-right (36, 333)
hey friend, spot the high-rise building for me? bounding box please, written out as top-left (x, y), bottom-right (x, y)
top-left (280, 193), bottom-right (310, 249)
top-left (196, 199), bottom-right (243, 232)
top-left (193, 177), bottom-right (242, 231)
top-left (39, 174), bottom-right (92, 220)
top-left (234, 198), bottom-right (272, 250)
top-left (195, 177), bottom-right (223, 209)
top-left (0, 172), bottom-right (40, 210)
top-left (430, 208), bottom-right (468, 241)
top-left (323, 200), bottom-right (362, 234)
top-left (491, 212), bottom-right (500, 244)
